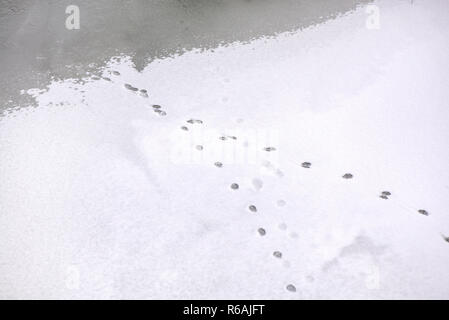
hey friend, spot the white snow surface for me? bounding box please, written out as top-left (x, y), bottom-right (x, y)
top-left (1, 0), bottom-right (449, 299)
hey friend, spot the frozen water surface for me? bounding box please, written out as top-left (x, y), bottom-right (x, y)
top-left (1, 0), bottom-right (449, 299)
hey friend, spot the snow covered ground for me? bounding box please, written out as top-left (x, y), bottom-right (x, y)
top-left (1, 0), bottom-right (449, 299)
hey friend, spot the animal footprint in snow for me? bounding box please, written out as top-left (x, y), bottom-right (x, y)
top-left (342, 173), bottom-right (353, 179)
top-left (139, 89), bottom-right (148, 98)
top-left (418, 209), bottom-right (429, 216)
top-left (273, 251), bottom-right (282, 259)
top-left (230, 183), bottom-right (239, 190)
top-left (152, 105), bottom-right (167, 116)
top-left (264, 147), bottom-right (276, 152)
top-left (219, 135), bottom-right (237, 141)
top-left (301, 162), bottom-right (311, 169)
top-left (248, 205), bottom-right (257, 213)
top-left (258, 228), bottom-right (266, 236)
top-left (154, 109), bottom-right (166, 116)
top-left (187, 119), bottom-right (203, 124)
top-left (112, 71), bottom-right (120, 76)
top-left (124, 84), bottom-right (138, 91)
top-left (379, 191), bottom-right (391, 200)
top-left (286, 284), bottom-right (296, 292)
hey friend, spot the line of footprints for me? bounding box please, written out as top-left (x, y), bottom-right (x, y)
top-left (112, 70), bottom-right (449, 294)
top-left (178, 118), bottom-right (449, 293)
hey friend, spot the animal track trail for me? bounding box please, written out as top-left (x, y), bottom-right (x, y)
top-left (248, 205), bottom-right (257, 213)
top-left (109, 70), bottom-right (173, 119)
top-left (250, 161), bottom-right (302, 292)
top-left (290, 153), bottom-right (440, 239)
top-left (184, 124), bottom-right (300, 293)
top-left (236, 117), bottom-right (443, 242)
top-left (176, 113), bottom-right (444, 298)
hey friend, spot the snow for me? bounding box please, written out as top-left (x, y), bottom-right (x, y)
top-left (1, 0), bottom-right (449, 299)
